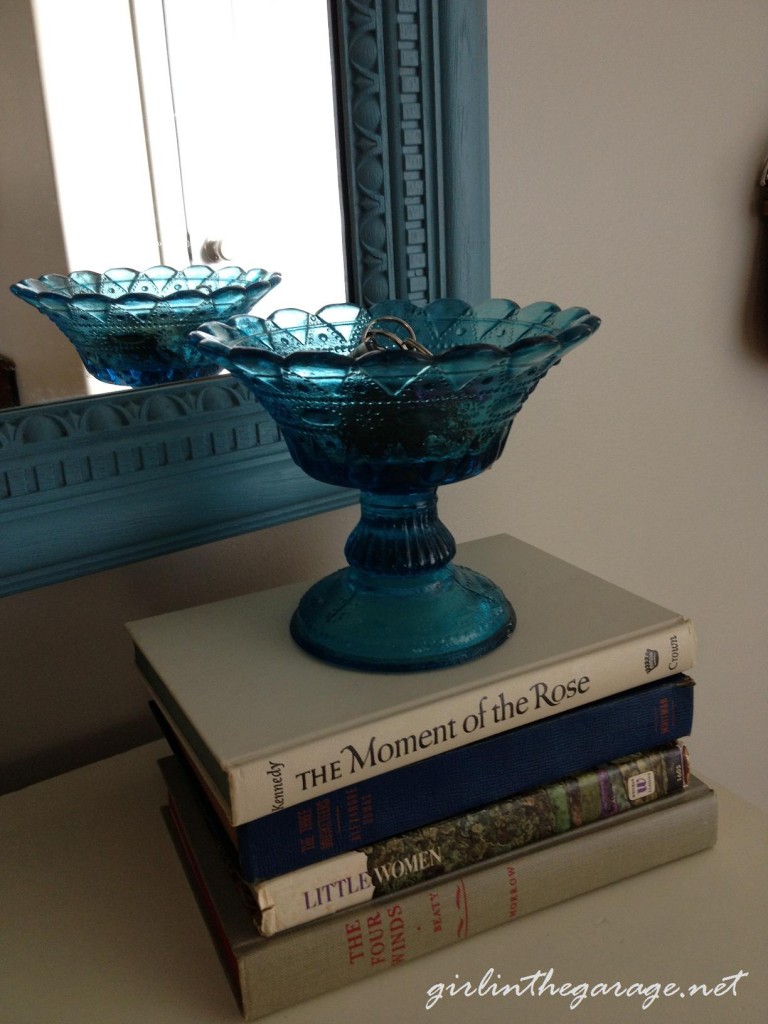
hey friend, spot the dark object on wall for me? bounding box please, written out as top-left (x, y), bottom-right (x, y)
top-left (0, 353), bottom-right (20, 409)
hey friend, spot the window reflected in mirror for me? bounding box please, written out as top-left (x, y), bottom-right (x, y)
top-left (22, 0), bottom-right (345, 400)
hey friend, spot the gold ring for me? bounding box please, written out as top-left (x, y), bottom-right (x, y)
top-left (352, 316), bottom-right (432, 358)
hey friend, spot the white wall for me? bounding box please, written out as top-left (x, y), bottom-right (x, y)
top-left (2, 0), bottom-right (767, 811)
top-left (0, 0), bottom-right (88, 403)
top-left (447, 0), bottom-right (768, 808)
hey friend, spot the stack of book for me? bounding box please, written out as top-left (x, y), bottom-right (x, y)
top-left (127, 534), bottom-right (717, 1020)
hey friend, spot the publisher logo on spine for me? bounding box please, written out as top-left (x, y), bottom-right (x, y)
top-left (644, 649), bottom-right (659, 673)
top-left (627, 771), bottom-right (656, 801)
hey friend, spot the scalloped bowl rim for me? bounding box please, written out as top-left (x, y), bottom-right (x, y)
top-left (10, 265), bottom-right (282, 307)
top-left (189, 299), bottom-right (601, 370)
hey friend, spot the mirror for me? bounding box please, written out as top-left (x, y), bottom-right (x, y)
top-left (5, 0), bottom-right (347, 406)
top-left (0, 0), bottom-right (490, 596)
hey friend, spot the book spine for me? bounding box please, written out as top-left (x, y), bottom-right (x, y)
top-left (253, 745), bottom-right (689, 935)
top-left (228, 618), bottom-right (696, 822)
top-left (234, 674), bottom-right (694, 879)
top-left (167, 776), bottom-right (717, 1021)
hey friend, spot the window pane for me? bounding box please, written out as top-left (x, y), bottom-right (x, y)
top-left (155, 0), bottom-right (346, 312)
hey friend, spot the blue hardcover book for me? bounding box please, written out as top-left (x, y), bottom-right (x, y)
top-left (152, 673), bottom-right (693, 882)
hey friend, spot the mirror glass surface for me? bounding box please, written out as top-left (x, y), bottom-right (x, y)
top-left (1, 0), bottom-right (491, 598)
top-left (6, 0), bottom-right (345, 406)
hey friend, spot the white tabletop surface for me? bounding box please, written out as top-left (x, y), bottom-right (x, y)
top-left (1, 740), bottom-right (766, 1024)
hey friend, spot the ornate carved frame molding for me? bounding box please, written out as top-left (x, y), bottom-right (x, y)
top-left (0, 0), bottom-right (489, 596)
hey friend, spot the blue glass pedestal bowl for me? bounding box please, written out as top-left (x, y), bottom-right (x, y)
top-left (10, 265), bottom-right (281, 387)
top-left (191, 298), bottom-right (601, 673)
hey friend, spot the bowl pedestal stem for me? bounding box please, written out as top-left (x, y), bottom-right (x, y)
top-left (289, 489), bottom-right (515, 672)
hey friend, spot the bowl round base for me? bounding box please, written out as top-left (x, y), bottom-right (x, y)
top-left (290, 563), bottom-right (515, 673)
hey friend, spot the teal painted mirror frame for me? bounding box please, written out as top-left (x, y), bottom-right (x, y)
top-left (0, 0), bottom-right (489, 596)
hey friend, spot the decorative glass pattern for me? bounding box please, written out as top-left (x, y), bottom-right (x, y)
top-left (10, 265), bottom-right (282, 387)
top-left (191, 298), bottom-right (601, 672)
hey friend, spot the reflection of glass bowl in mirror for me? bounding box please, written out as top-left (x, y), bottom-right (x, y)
top-left (190, 298), bottom-right (601, 673)
top-left (9, 265), bottom-right (282, 388)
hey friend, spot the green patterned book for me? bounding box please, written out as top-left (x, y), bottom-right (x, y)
top-left (177, 744), bottom-right (689, 936)
top-left (162, 755), bottom-right (715, 1021)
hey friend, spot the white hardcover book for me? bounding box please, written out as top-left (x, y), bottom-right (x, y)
top-left (130, 534), bottom-right (696, 825)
